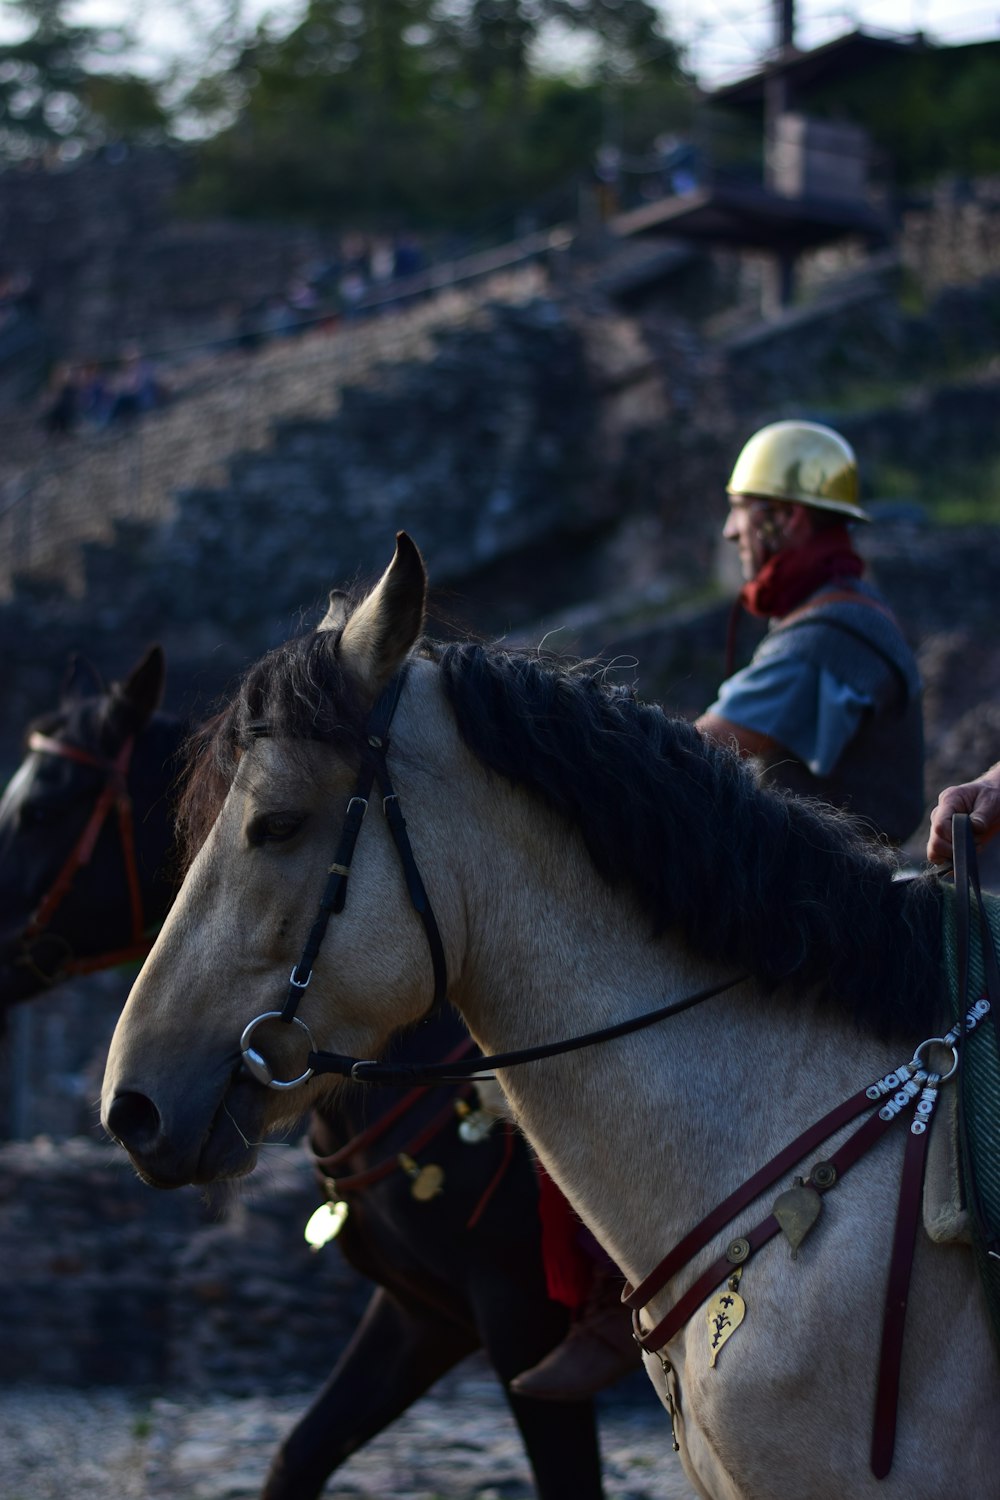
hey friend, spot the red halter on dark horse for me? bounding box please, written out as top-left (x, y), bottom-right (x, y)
top-left (0, 647), bottom-right (182, 1009)
top-left (18, 730), bottom-right (148, 980)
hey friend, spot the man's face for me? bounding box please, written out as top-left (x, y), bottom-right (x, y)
top-left (723, 496), bottom-right (785, 581)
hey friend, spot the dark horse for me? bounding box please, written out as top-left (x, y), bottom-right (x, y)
top-left (262, 1017), bottom-right (603, 1500)
top-left (0, 646), bottom-right (183, 1011)
top-left (0, 648), bottom-right (609, 1500)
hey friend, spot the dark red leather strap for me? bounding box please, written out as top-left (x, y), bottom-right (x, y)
top-left (22, 733), bottom-right (151, 977)
top-left (311, 1039), bottom-right (475, 1174)
top-left (318, 1090), bottom-right (471, 1194)
top-left (777, 589), bottom-right (900, 631)
top-left (624, 1084), bottom-right (874, 1313)
top-left (632, 1216), bottom-right (782, 1353)
top-left (871, 1115), bottom-right (933, 1479)
top-left (465, 1121), bottom-right (516, 1230)
top-left (629, 1094), bottom-right (902, 1354)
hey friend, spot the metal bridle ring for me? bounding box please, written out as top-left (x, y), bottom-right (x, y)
top-left (911, 1037), bottom-right (959, 1084)
top-left (240, 1011), bottom-right (316, 1091)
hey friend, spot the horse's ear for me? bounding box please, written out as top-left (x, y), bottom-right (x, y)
top-left (317, 589), bottom-right (350, 634)
top-left (61, 653), bottom-right (105, 704)
top-left (115, 645), bottom-right (166, 728)
top-left (335, 533), bottom-right (427, 695)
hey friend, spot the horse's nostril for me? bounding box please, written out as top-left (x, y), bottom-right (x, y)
top-left (106, 1090), bottom-right (162, 1151)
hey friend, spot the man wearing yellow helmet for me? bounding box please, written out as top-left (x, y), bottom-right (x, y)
top-left (695, 419), bottom-right (925, 844)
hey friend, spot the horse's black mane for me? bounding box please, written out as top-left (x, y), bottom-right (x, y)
top-left (181, 628), bottom-right (945, 1041)
top-left (435, 642), bottom-right (944, 1041)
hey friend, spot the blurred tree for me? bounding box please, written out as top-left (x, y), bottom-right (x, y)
top-left (0, 0), bottom-right (168, 162)
top-left (181, 0), bottom-right (694, 227)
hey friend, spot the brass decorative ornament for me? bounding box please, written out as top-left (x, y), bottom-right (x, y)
top-left (398, 1152), bottom-right (445, 1201)
top-left (304, 1199), bottom-right (349, 1250)
top-left (454, 1098), bottom-right (496, 1144)
top-left (773, 1177), bottom-right (823, 1258)
top-left (707, 1267), bottom-right (745, 1367)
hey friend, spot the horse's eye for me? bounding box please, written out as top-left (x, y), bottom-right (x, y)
top-left (248, 812), bottom-right (306, 846)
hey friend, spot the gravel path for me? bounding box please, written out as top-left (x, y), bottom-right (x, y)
top-left (0, 1362), bottom-right (697, 1499)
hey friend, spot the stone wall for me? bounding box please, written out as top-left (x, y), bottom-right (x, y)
top-left (0, 1136), bottom-right (369, 1391)
top-left (720, 261), bottom-right (1000, 410)
top-left (901, 177), bottom-right (1000, 290)
top-left (5, 144), bottom-right (1000, 388)
top-left (0, 283), bottom-right (667, 770)
top-left (0, 147), bottom-right (323, 365)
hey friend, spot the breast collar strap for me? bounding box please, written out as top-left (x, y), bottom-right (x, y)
top-left (268, 666), bottom-right (449, 1029)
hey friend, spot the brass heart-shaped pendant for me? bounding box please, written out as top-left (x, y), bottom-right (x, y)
top-left (773, 1181), bottom-right (822, 1259)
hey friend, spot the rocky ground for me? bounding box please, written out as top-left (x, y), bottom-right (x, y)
top-left (0, 1360), bottom-right (695, 1500)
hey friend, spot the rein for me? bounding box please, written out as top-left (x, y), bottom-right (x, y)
top-left (309, 973), bottom-right (746, 1086)
top-left (17, 731), bottom-right (151, 983)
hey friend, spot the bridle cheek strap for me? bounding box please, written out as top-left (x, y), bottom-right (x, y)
top-left (22, 733), bottom-right (150, 979)
top-left (278, 667), bottom-right (448, 1028)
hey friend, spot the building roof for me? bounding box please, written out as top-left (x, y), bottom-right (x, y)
top-left (707, 27), bottom-right (927, 111)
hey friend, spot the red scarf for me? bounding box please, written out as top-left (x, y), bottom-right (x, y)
top-left (725, 524), bottom-right (864, 676)
top-left (740, 523), bottom-right (863, 619)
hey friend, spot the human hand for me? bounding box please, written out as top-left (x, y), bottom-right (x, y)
top-left (926, 761), bottom-right (1000, 864)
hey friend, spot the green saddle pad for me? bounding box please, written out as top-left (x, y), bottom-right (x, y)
top-left (941, 883), bottom-right (1000, 1353)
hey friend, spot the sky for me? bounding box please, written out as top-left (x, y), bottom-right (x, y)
top-left (673, 0), bottom-right (999, 84)
top-left (2, 0), bottom-right (998, 87)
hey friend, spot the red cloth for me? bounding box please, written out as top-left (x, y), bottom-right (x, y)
top-left (535, 1164), bottom-right (595, 1309)
top-left (739, 523), bottom-right (863, 620)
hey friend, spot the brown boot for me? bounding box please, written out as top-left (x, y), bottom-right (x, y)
top-left (508, 1272), bottom-right (639, 1401)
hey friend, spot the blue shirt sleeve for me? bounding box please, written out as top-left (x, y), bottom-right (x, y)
top-left (706, 656), bottom-right (874, 776)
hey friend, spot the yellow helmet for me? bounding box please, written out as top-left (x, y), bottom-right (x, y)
top-left (727, 420), bottom-right (869, 522)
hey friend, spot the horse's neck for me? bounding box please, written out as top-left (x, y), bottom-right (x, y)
top-left (453, 815), bottom-right (889, 1287)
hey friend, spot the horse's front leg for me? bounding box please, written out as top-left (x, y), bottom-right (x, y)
top-left (468, 1279), bottom-right (606, 1500)
top-left (259, 1286), bottom-right (478, 1500)
top-left (504, 1387), bottom-right (605, 1500)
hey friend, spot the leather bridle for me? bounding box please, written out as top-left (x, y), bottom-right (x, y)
top-left (240, 667), bottom-right (451, 1090)
top-left (238, 666), bottom-right (745, 1091)
top-left (13, 730), bottom-right (151, 984)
